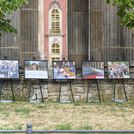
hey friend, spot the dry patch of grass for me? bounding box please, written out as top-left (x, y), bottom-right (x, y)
top-left (0, 102), bottom-right (134, 131)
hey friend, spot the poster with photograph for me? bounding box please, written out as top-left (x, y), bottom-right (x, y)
top-left (82, 61), bottom-right (104, 79)
top-left (24, 60), bottom-right (48, 79)
top-left (53, 61), bottom-right (76, 79)
top-left (108, 61), bottom-right (130, 79)
top-left (0, 60), bottom-right (19, 79)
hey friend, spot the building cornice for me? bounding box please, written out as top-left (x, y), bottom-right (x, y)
top-left (45, 34), bottom-right (65, 37)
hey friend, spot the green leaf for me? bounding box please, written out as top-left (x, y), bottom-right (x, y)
top-left (0, 0), bottom-right (28, 36)
top-left (106, 0), bottom-right (134, 38)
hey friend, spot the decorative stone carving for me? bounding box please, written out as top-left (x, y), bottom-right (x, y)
top-left (50, 1), bottom-right (60, 10)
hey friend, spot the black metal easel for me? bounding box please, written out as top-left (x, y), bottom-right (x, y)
top-left (0, 56), bottom-right (15, 102)
top-left (112, 58), bottom-right (128, 102)
top-left (113, 79), bottom-right (128, 101)
top-left (28, 79), bottom-right (44, 102)
top-left (0, 80), bottom-right (3, 101)
top-left (28, 79), bottom-right (32, 102)
top-left (28, 57), bottom-right (44, 102)
top-left (10, 79), bottom-right (15, 102)
top-left (86, 58), bottom-right (101, 102)
top-left (38, 80), bottom-right (44, 102)
top-left (59, 79), bottom-right (74, 102)
top-left (86, 79), bottom-right (101, 102)
top-left (0, 80), bottom-right (14, 102)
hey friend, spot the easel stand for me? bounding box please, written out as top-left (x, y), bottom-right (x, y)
top-left (0, 80), bottom-right (15, 103)
top-left (86, 79), bottom-right (101, 102)
top-left (113, 79), bottom-right (128, 102)
top-left (28, 79), bottom-right (44, 102)
top-left (59, 80), bottom-right (74, 103)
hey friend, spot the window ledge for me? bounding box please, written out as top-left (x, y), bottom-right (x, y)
top-left (45, 33), bottom-right (64, 36)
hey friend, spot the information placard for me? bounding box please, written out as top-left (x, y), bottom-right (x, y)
top-left (24, 60), bottom-right (48, 79)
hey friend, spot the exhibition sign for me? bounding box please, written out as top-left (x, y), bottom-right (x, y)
top-left (24, 60), bottom-right (48, 79)
top-left (108, 61), bottom-right (130, 79)
top-left (0, 60), bottom-right (19, 79)
top-left (82, 61), bottom-right (105, 79)
top-left (53, 61), bottom-right (76, 79)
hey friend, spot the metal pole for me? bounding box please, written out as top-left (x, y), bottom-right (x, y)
top-left (69, 80), bottom-right (74, 102)
top-left (0, 129), bottom-right (134, 133)
top-left (32, 130), bottom-right (134, 133)
top-left (113, 79), bottom-right (116, 101)
top-left (28, 80), bottom-right (32, 102)
top-left (122, 79), bottom-right (128, 101)
top-left (86, 80), bottom-right (90, 102)
top-left (38, 80), bottom-right (44, 102)
top-left (10, 80), bottom-right (15, 102)
top-left (59, 80), bottom-right (62, 102)
top-left (26, 122), bottom-right (32, 134)
top-left (0, 130), bottom-right (26, 133)
top-left (96, 80), bottom-right (101, 102)
top-left (0, 80), bottom-right (3, 101)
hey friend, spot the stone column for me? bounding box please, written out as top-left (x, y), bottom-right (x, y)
top-left (38, 0), bottom-right (45, 60)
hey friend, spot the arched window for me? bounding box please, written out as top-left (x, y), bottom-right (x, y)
top-left (51, 10), bottom-right (60, 34)
top-left (51, 43), bottom-right (60, 62)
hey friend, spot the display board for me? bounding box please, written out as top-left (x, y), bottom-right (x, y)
top-left (108, 61), bottom-right (130, 79)
top-left (24, 60), bottom-right (48, 79)
top-left (53, 61), bottom-right (76, 79)
top-left (0, 60), bottom-right (19, 79)
top-left (82, 61), bottom-right (104, 79)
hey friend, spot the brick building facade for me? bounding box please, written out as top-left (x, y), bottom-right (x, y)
top-left (44, 0), bottom-right (68, 65)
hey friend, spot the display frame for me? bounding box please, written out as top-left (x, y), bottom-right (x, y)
top-left (82, 60), bottom-right (105, 80)
top-left (0, 59), bottom-right (20, 79)
top-left (53, 60), bottom-right (77, 80)
top-left (107, 61), bottom-right (130, 79)
top-left (24, 60), bottom-right (49, 80)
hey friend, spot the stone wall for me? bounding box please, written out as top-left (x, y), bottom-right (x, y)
top-left (1, 74), bottom-right (134, 102)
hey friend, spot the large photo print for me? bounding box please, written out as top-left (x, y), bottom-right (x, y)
top-left (82, 61), bottom-right (104, 79)
top-left (53, 61), bottom-right (76, 79)
top-left (0, 60), bottom-right (19, 79)
top-left (24, 61), bottom-right (48, 79)
top-left (108, 61), bottom-right (130, 79)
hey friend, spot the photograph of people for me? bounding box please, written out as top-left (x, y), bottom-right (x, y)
top-left (53, 61), bottom-right (76, 79)
top-left (0, 60), bottom-right (19, 79)
top-left (108, 61), bottom-right (130, 79)
top-left (25, 61), bottom-right (48, 79)
top-left (82, 61), bottom-right (104, 79)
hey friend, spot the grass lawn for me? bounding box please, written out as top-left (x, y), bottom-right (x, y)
top-left (0, 102), bottom-right (134, 133)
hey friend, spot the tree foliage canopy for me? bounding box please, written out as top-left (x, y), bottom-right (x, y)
top-left (106, 0), bottom-right (134, 37)
top-left (0, 0), bottom-right (28, 36)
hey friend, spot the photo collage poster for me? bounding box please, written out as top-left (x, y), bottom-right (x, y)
top-left (24, 60), bottom-right (48, 79)
top-left (53, 61), bottom-right (76, 79)
top-left (108, 61), bottom-right (130, 79)
top-left (0, 60), bottom-right (19, 79)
